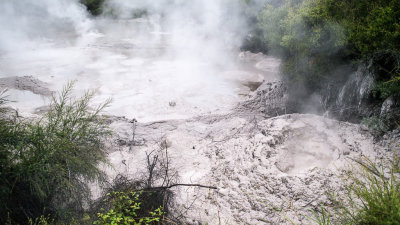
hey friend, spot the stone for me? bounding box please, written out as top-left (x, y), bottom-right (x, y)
top-left (380, 95), bottom-right (394, 116)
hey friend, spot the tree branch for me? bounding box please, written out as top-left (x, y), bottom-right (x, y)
top-left (148, 183), bottom-right (217, 190)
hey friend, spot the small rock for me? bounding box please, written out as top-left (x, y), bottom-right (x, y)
top-left (116, 139), bottom-right (127, 146)
top-left (169, 101), bottom-right (176, 107)
top-left (380, 96), bottom-right (394, 116)
top-left (360, 124), bottom-right (369, 131)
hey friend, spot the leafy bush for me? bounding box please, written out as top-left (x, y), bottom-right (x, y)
top-left (254, 0), bottom-right (400, 96)
top-left (374, 76), bottom-right (400, 100)
top-left (257, 0), bottom-right (400, 57)
top-left (319, 0), bottom-right (400, 100)
top-left (318, 0), bottom-right (400, 55)
top-left (256, 0), bottom-right (347, 90)
top-left (28, 215), bottom-right (55, 225)
top-left (0, 83), bottom-right (111, 224)
top-left (94, 191), bottom-right (164, 225)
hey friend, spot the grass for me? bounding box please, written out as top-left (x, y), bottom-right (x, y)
top-left (309, 156), bottom-right (400, 225)
top-left (346, 157), bottom-right (400, 224)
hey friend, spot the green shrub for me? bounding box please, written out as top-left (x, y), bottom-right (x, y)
top-left (257, 0), bottom-right (347, 90)
top-left (255, 0), bottom-right (399, 93)
top-left (319, 0), bottom-right (400, 55)
top-left (0, 83), bottom-right (111, 224)
top-left (93, 191), bottom-right (164, 225)
top-left (374, 76), bottom-right (400, 100)
top-left (28, 215), bottom-right (55, 225)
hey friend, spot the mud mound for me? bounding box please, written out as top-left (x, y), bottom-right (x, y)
top-left (0, 76), bottom-right (53, 96)
top-left (101, 113), bottom-right (387, 224)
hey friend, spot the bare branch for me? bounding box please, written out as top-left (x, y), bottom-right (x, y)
top-left (149, 183), bottom-right (217, 190)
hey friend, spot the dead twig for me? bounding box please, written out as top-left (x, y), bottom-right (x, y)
top-left (146, 150), bottom-right (159, 188)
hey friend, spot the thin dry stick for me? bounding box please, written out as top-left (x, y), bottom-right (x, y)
top-left (146, 151), bottom-right (159, 188)
top-left (129, 119), bottom-right (137, 151)
top-left (150, 183), bottom-right (217, 190)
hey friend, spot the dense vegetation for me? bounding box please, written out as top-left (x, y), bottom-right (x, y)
top-left (253, 0), bottom-right (399, 100)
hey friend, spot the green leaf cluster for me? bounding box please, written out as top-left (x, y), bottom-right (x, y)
top-left (374, 76), bottom-right (400, 100)
top-left (318, 0), bottom-right (400, 55)
top-left (93, 191), bottom-right (164, 225)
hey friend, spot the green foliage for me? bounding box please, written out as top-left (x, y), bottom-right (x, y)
top-left (309, 207), bottom-right (337, 225)
top-left (344, 157), bottom-right (400, 224)
top-left (318, 0), bottom-right (400, 55)
top-left (258, 0), bottom-right (400, 56)
top-left (362, 109), bottom-right (400, 135)
top-left (93, 191), bottom-right (164, 225)
top-left (311, 157), bottom-right (400, 225)
top-left (374, 76), bottom-right (400, 100)
top-left (28, 215), bottom-right (55, 225)
top-left (255, 0), bottom-right (400, 94)
top-left (257, 0), bottom-right (347, 90)
top-left (361, 116), bottom-right (391, 134)
top-left (0, 83), bottom-right (111, 224)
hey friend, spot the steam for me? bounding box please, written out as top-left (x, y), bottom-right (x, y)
top-left (0, 0), bottom-right (276, 121)
top-left (104, 0), bottom-right (252, 63)
top-left (0, 0), bottom-right (92, 52)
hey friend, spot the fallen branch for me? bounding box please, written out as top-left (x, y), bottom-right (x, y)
top-left (148, 184), bottom-right (217, 190)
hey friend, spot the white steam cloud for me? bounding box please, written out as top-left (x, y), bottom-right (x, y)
top-left (0, 0), bottom-right (277, 121)
top-left (104, 0), bottom-right (251, 63)
top-left (0, 0), bottom-right (93, 52)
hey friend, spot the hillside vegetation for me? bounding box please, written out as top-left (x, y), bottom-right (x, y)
top-left (255, 0), bottom-right (399, 95)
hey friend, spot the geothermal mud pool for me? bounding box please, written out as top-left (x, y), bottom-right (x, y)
top-left (0, 19), bottom-right (279, 121)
